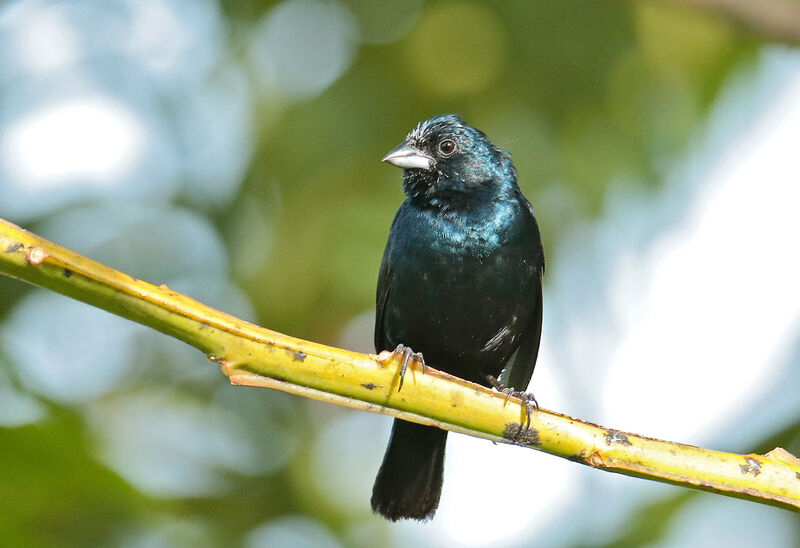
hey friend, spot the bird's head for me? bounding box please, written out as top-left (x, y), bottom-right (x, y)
top-left (382, 114), bottom-right (516, 203)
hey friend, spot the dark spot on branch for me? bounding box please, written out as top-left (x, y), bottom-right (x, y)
top-left (361, 382), bottom-right (376, 390)
top-left (63, 268), bottom-right (72, 278)
top-left (740, 457), bottom-right (761, 476)
top-left (796, 472), bottom-right (800, 481)
top-left (605, 429), bottom-right (632, 446)
top-left (293, 351), bottom-right (306, 362)
top-left (566, 453), bottom-right (587, 464)
top-left (5, 243), bottom-right (22, 253)
top-left (503, 422), bottom-right (540, 446)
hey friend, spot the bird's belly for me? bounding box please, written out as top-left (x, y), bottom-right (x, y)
top-left (383, 250), bottom-right (534, 382)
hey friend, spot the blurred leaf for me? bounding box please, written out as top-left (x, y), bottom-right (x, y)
top-left (0, 412), bottom-right (146, 547)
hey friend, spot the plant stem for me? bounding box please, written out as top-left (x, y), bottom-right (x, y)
top-left (1, 217), bottom-right (799, 512)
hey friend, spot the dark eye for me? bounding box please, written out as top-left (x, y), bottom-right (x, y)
top-left (438, 139), bottom-right (456, 156)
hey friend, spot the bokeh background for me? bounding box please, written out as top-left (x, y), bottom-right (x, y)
top-left (1, 0), bottom-right (799, 546)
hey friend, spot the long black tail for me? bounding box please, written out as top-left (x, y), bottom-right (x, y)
top-left (371, 419), bottom-right (448, 521)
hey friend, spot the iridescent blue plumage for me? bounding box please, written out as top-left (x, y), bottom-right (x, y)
top-left (372, 115), bottom-right (545, 521)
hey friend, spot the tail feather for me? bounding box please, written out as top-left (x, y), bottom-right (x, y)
top-left (371, 419), bottom-right (448, 521)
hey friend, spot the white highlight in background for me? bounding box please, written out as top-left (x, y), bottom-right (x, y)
top-left (602, 54), bottom-right (800, 443)
top-left (1, 96), bottom-right (145, 190)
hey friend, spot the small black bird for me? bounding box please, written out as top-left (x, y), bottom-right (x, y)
top-left (372, 115), bottom-right (545, 521)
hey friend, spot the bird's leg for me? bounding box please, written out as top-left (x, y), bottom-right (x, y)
top-left (486, 375), bottom-right (538, 431)
top-left (381, 344), bottom-right (426, 391)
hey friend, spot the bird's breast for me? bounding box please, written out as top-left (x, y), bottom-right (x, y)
top-left (382, 199), bottom-right (539, 378)
top-left (399, 200), bottom-right (519, 259)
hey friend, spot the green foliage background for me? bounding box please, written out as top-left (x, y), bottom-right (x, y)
top-left (1, 1), bottom-right (798, 546)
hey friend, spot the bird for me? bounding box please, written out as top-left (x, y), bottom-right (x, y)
top-left (371, 114), bottom-right (545, 522)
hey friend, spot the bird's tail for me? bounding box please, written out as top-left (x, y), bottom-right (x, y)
top-left (371, 419), bottom-right (448, 521)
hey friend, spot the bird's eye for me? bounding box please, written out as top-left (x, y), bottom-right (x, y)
top-left (438, 139), bottom-right (456, 156)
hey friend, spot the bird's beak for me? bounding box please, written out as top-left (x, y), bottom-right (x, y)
top-left (382, 141), bottom-right (433, 171)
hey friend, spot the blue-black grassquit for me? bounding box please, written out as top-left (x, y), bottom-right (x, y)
top-left (372, 115), bottom-right (545, 521)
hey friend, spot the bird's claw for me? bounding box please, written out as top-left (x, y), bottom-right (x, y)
top-left (382, 344), bottom-right (426, 392)
top-left (486, 375), bottom-right (538, 431)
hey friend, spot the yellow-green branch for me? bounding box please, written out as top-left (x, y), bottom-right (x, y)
top-left (1, 217), bottom-right (799, 512)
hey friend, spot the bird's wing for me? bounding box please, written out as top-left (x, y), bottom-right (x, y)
top-left (500, 279), bottom-right (542, 391)
top-left (521, 193), bottom-right (545, 275)
top-left (374, 238), bottom-right (394, 353)
top-left (500, 192), bottom-right (545, 391)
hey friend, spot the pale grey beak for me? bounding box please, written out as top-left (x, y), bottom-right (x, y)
top-left (382, 141), bottom-right (433, 171)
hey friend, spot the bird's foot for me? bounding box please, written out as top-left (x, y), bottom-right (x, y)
top-left (486, 375), bottom-right (538, 431)
top-left (380, 344), bottom-right (426, 392)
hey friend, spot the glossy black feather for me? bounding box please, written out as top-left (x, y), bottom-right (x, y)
top-left (372, 115), bottom-right (545, 521)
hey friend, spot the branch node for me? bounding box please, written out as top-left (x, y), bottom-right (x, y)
top-left (26, 246), bottom-right (49, 266)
